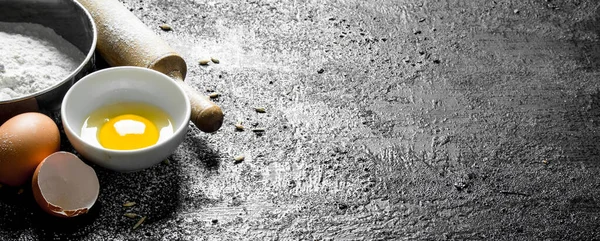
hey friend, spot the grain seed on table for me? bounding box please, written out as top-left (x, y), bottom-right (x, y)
top-left (123, 201), bottom-right (136, 207)
top-left (234, 155), bottom-right (245, 163)
top-left (254, 107), bottom-right (266, 113)
top-left (198, 59), bottom-right (210, 65)
top-left (211, 57), bottom-right (220, 64)
top-left (235, 123), bottom-right (245, 131)
top-left (159, 24), bottom-right (172, 31)
top-left (124, 213), bottom-right (138, 218)
top-left (209, 92), bottom-right (220, 99)
top-left (133, 216), bottom-right (146, 230)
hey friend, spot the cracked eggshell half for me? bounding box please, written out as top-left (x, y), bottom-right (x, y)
top-left (32, 152), bottom-right (99, 218)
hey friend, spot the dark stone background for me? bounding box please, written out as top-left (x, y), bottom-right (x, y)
top-left (1, 0), bottom-right (600, 240)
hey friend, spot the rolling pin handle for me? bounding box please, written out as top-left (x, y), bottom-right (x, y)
top-left (173, 78), bottom-right (224, 133)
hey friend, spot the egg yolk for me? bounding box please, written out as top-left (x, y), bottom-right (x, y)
top-left (98, 114), bottom-right (159, 150)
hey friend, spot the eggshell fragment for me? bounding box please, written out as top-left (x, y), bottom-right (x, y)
top-left (32, 152), bottom-right (99, 218)
top-left (0, 112), bottom-right (60, 186)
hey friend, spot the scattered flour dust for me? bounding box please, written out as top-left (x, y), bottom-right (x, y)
top-left (0, 21), bottom-right (85, 101)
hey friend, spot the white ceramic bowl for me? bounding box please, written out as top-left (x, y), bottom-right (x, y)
top-left (61, 67), bottom-right (191, 172)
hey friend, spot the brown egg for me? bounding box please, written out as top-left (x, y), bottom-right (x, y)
top-left (32, 152), bottom-right (99, 218)
top-left (0, 112), bottom-right (60, 186)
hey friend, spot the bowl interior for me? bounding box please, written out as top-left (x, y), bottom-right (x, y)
top-left (0, 0), bottom-right (95, 57)
top-left (0, 0), bottom-right (97, 115)
top-left (62, 67), bottom-right (190, 149)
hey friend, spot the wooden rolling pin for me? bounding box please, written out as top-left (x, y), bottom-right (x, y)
top-left (77, 0), bottom-right (223, 133)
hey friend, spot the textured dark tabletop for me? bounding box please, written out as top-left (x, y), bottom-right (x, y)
top-left (1, 0), bottom-right (600, 240)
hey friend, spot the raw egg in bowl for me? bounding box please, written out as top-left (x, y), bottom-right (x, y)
top-left (61, 67), bottom-right (191, 172)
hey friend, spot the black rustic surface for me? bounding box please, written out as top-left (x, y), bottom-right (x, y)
top-left (1, 0), bottom-right (600, 240)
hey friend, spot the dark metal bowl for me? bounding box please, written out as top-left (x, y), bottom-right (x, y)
top-left (0, 0), bottom-right (96, 124)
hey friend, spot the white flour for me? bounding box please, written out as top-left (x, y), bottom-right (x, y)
top-left (0, 22), bottom-right (85, 101)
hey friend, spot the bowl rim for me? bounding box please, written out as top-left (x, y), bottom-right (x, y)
top-left (0, 0), bottom-right (98, 104)
top-left (60, 66), bottom-right (191, 154)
